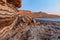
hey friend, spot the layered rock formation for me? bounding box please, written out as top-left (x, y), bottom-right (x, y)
top-left (0, 0), bottom-right (37, 40)
top-left (0, 0), bottom-right (60, 40)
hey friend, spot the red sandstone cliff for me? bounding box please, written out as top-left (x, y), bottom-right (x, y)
top-left (19, 10), bottom-right (60, 18)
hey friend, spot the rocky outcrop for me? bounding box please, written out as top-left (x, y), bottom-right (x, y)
top-left (7, 0), bottom-right (21, 8)
top-left (36, 20), bottom-right (60, 40)
top-left (0, 0), bottom-right (60, 40)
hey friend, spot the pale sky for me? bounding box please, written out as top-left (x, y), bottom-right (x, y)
top-left (19, 0), bottom-right (60, 15)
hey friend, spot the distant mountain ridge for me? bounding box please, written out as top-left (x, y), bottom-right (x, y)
top-left (19, 10), bottom-right (60, 18)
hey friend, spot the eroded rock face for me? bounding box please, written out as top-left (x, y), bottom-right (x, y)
top-left (0, 0), bottom-right (19, 40)
top-left (0, 0), bottom-right (37, 40)
top-left (7, 0), bottom-right (21, 8)
top-left (0, 0), bottom-right (60, 40)
top-left (0, 0), bottom-right (21, 14)
top-left (0, 0), bottom-right (21, 29)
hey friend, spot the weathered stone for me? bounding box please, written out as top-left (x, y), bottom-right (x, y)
top-left (0, 0), bottom-right (60, 40)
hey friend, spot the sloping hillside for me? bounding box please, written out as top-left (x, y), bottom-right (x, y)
top-left (19, 10), bottom-right (60, 18)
